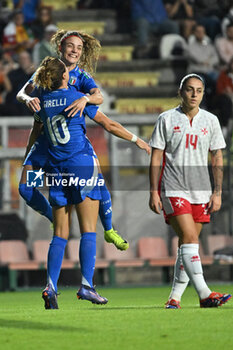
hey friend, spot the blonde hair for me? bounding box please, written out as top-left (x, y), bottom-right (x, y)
top-left (50, 29), bottom-right (101, 74)
top-left (33, 56), bottom-right (66, 90)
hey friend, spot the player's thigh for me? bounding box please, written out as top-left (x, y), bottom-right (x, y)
top-left (75, 197), bottom-right (99, 234)
top-left (176, 223), bottom-right (202, 247)
top-left (52, 205), bottom-right (72, 239)
top-left (195, 222), bottom-right (203, 237)
top-left (169, 214), bottom-right (200, 244)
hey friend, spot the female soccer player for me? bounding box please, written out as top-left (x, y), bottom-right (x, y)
top-left (32, 56), bottom-right (150, 309)
top-left (17, 30), bottom-right (129, 251)
top-left (149, 73), bottom-right (232, 308)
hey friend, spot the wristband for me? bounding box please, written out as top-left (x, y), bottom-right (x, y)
top-left (131, 134), bottom-right (138, 143)
top-left (83, 95), bottom-right (90, 102)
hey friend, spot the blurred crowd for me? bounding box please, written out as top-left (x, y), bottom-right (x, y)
top-left (0, 0), bottom-right (233, 131)
top-left (0, 1), bottom-right (58, 116)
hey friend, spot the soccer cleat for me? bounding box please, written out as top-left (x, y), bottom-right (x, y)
top-left (165, 299), bottom-right (181, 309)
top-left (200, 291), bottom-right (232, 308)
top-left (219, 293), bottom-right (232, 305)
top-left (42, 284), bottom-right (58, 309)
top-left (77, 285), bottom-right (108, 305)
top-left (104, 228), bottom-right (129, 251)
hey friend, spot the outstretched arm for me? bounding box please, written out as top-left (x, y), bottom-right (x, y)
top-left (16, 81), bottom-right (41, 113)
top-left (93, 110), bottom-right (151, 154)
top-left (209, 149), bottom-right (224, 213)
top-left (65, 87), bottom-right (103, 117)
top-left (149, 148), bottom-right (164, 214)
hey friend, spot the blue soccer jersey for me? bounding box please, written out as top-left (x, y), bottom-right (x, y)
top-left (35, 86), bottom-right (98, 162)
top-left (25, 64), bottom-right (98, 167)
top-left (35, 86), bottom-right (102, 206)
top-left (68, 65), bottom-right (97, 93)
top-left (29, 65), bottom-right (97, 93)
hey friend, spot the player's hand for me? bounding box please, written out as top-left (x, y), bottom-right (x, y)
top-left (65, 97), bottom-right (87, 117)
top-left (208, 193), bottom-right (222, 213)
top-left (135, 138), bottom-right (151, 155)
top-left (149, 191), bottom-right (163, 214)
top-left (26, 97), bottom-right (41, 112)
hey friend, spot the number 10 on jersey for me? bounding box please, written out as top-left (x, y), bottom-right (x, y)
top-left (47, 115), bottom-right (70, 146)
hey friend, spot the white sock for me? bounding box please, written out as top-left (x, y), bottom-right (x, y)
top-left (169, 248), bottom-right (189, 301)
top-left (180, 243), bottom-right (211, 300)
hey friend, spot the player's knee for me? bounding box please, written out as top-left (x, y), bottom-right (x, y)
top-left (182, 233), bottom-right (198, 244)
top-left (18, 183), bottom-right (33, 202)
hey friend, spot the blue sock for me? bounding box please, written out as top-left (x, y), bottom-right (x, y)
top-left (47, 236), bottom-right (67, 293)
top-left (98, 174), bottom-right (112, 231)
top-left (19, 183), bottom-right (53, 222)
top-left (79, 232), bottom-right (96, 288)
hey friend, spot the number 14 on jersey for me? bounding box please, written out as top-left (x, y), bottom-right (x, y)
top-left (185, 134), bottom-right (198, 150)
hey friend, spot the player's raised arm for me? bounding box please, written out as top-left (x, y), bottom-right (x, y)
top-left (93, 110), bottom-right (151, 155)
top-left (16, 81), bottom-right (41, 113)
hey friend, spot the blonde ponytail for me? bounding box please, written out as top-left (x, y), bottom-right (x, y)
top-left (33, 56), bottom-right (66, 91)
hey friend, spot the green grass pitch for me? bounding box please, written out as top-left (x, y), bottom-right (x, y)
top-left (0, 285), bottom-right (233, 350)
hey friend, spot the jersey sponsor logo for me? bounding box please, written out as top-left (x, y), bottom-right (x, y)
top-left (201, 128), bottom-right (208, 136)
top-left (173, 126), bottom-right (181, 133)
top-left (191, 255), bottom-right (200, 262)
top-left (104, 207), bottom-right (112, 215)
top-left (26, 168), bottom-right (44, 187)
top-left (69, 76), bottom-right (77, 85)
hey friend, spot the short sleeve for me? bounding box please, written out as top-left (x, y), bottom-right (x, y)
top-left (149, 115), bottom-right (166, 150)
top-left (79, 70), bottom-right (98, 93)
top-left (84, 105), bottom-right (99, 120)
top-left (209, 116), bottom-right (226, 150)
top-left (27, 72), bottom-right (41, 97)
top-left (28, 72), bottom-right (35, 84)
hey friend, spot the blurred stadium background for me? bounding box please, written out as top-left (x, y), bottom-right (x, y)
top-left (0, 0), bottom-right (233, 290)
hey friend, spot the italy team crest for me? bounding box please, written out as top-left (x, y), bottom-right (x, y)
top-left (69, 76), bottom-right (77, 85)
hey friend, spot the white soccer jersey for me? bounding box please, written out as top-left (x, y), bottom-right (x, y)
top-left (150, 106), bottom-right (226, 203)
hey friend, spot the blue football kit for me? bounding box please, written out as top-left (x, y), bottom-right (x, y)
top-left (19, 65), bottom-right (114, 296)
top-left (35, 85), bottom-right (102, 206)
top-left (20, 63), bottom-right (112, 230)
top-left (24, 65), bottom-right (97, 168)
